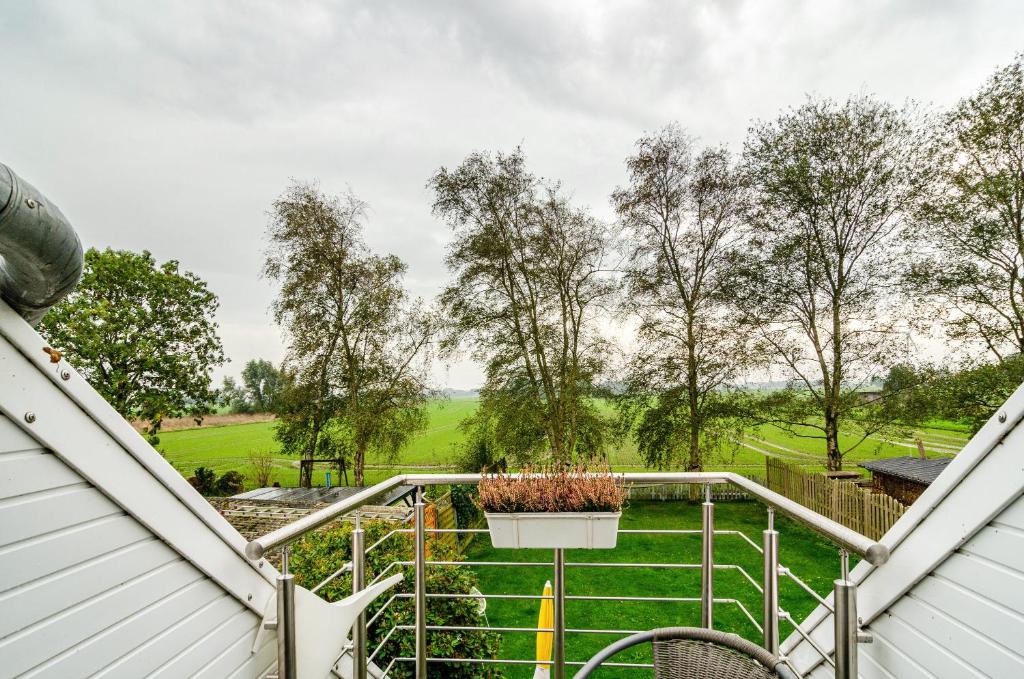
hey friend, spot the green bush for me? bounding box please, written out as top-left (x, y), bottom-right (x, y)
top-left (449, 485), bottom-right (481, 530)
top-left (188, 467), bottom-right (245, 496)
top-left (290, 519), bottom-right (502, 678)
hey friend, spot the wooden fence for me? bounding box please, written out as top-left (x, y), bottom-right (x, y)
top-left (765, 458), bottom-right (906, 540)
top-left (627, 475), bottom-right (765, 503)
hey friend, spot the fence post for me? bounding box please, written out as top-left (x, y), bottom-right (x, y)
top-left (762, 508), bottom-right (780, 654)
top-left (275, 547), bottom-right (297, 679)
top-left (553, 548), bottom-right (566, 679)
top-left (414, 487), bottom-right (427, 679)
top-left (701, 484), bottom-right (715, 629)
top-left (351, 513), bottom-right (367, 678)
top-left (834, 550), bottom-right (858, 679)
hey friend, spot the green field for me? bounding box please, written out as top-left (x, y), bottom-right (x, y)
top-left (157, 397), bottom-right (968, 488)
top-left (459, 499), bottom-right (844, 677)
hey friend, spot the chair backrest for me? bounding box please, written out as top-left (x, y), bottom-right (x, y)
top-left (653, 638), bottom-right (777, 679)
top-left (574, 626), bottom-right (800, 679)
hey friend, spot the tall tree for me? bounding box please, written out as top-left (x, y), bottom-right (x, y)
top-left (39, 248), bottom-right (224, 439)
top-left (734, 95), bottom-right (935, 470)
top-left (265, 181), bottom-right (433, 486)
top-left (909, 54), bottom-right (1024, 361)
top-left (430, 149), bottom-right (614, 464)
top-left (241, 358), bottom-right (284, 412)
top-left (612, 124), bottom-right (749, 471)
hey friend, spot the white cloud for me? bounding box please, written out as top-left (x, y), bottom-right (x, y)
top-left (2, 0), bottom-right (1020, 387)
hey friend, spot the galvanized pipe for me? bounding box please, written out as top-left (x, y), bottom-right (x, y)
top-left (414, 487), bottom-right (427, 679)
top-left (553, 548), bottom-right (566, 679)
top-left (701, 486), bottom-right (714, 629)
top-left (276, 548), bottom-right (297, 679)
top-left (351, 514), bottom-right (367, 678)
top-left (762, 525), bottom-right (780, 654)
top-left (0, 163), bottom-right (83, 325)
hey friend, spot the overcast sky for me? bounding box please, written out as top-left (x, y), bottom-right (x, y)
top-left (2, 1), bottom-right (1022, 388)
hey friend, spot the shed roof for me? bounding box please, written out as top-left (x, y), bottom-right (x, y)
top-left (232, 484), bottom-right (415, 507)
top-left (858, 456), bottom-right (953, 485)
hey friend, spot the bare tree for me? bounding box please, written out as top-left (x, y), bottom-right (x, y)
top-left (909, 54), bottom-right (1024, 362)
top-left (612, 124), bottom-right (749, 471)
top-left (735, 95), bottom-right (935, 470)
top-left (265, 181), bottom-right (433, 486)
top-left (430, 149), bottom-right (614, 464)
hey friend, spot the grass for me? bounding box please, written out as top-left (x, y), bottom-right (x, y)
top-left (156, 396), bottom-right (968, 489)
top-left (463, 499), bottom-right (845, 677)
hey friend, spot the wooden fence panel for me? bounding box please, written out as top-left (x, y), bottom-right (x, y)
top-left (765, 458), bottom-right (906, 540)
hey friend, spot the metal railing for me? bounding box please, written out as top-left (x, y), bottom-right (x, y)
top-left (247, 472), bottom-right (887, 679)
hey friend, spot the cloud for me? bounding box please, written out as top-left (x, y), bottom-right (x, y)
top-left (1, 0), bottom-right (1021, 387)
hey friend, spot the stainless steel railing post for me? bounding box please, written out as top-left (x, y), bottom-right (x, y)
top-left (277, 547), bottom-right (297, 679)
top-left (763, 507), bottom-right (780, 654)
top-left (701, 484), bottom-right (714, 629)
top-left (414, 487), bottom-right (427, 679)
top-left (834, 549), bottom-right (858, 679)
top-left (352, 513), bottom-right (367, 678)
top-left (553, 548), bottom-right (566, 679)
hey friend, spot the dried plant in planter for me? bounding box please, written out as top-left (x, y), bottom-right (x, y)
top-left (478, 467), bottom-right (626, 514)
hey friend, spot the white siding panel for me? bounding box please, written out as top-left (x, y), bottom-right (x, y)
top-left (0, 561), bottom-right (206, 677)
top-left (864, 610), bottom-right (984, 678)
top-left (0, 538), bottom-right (175, 638)
top-left (911, 574), bottom-right (1024, 656)
top-left (0, 514), bottom-right (151, 593)
top-left (934, 551), bottom-right (1024, 618)
top-left (193, 629), bottom-right (275, 679)
top-left (130, 607), bottom-right (260, 679)
top-left (0, 451), bottom-right (82, 499)
top-left (0, 485), bottom-right (120, 547)
top-left (0, 413), bottom-right (41, 453)
top-left (960, 522), bottom-right (1024, 572)
top-left (92, 595), bottom-right (249, 678)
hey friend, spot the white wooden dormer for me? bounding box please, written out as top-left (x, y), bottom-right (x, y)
top-left (0, 301), bottom-right (278, 679)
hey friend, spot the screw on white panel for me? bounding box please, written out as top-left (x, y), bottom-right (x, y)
top-left (24, 412), bottom-right (36, 423)
top-left (24, 198), bottom-right (37, 209)
top-left (998, 412), bottom-right (1007, 423)
top-left (60, 369), bottom-right (71, 381)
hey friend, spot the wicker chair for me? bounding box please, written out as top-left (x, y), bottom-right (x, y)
top-left (574, 626), bottom-right (800, 679)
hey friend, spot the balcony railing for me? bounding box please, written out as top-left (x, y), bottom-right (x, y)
top-left (245, 472), bottom-right (889, 679)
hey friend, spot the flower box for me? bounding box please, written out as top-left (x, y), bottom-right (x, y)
top-left (484, 511), bottom-right (621, 549)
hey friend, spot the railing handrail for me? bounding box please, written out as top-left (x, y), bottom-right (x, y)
top-left (243, 471), bottom-right (889, 565)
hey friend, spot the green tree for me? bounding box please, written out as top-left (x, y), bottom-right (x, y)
top-left (734, 96), bottom-right (935, 470)
top-left (241, 358), bottom-right (283, 412)
top-left (430, 149), bottom-right (615, 464)
top-left (612, 124), bottom-right (750, 471)
top-left (909, 54), bottom-right (1024, 361)
top-left (265, 181), bottom-right (433, 487)
top-left (39, 247), bottom-right (225, 438)
top-left (219, 376), bottom-right (253, 414)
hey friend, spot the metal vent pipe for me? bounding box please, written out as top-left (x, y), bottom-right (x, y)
top-left (0, 163), bottom-right (83, 325)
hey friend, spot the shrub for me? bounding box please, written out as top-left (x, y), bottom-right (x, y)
top-left (290, 519), bottom-right (502, 678)
top-left (216, 470), bottom-right (245, 495)
top-left (449, 485), bottom-right (481, 530)
top-left (478, 467), bottom-right (625, 513)
top-left (248, 449), bottom-right (275, 487)
top-left (188, 467), bottom-right (245, 496)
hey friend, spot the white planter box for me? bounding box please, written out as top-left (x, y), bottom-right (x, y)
top-left (484, 512), bottom-right (621, 549)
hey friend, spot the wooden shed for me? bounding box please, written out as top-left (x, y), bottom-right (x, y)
top-left (859, 456), bottom-right (953, 505)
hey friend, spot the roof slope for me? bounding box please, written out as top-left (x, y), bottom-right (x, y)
top-left (0, 301), bottom-right (278, 678)
top-left (858, 455), bottom-right (953, 485)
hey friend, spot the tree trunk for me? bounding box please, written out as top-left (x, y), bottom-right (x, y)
top-left (354, 441), bottom-right (367, 487)
top-left (301, 419), bottom-right (321, 488)
top-left (824, 408), bottom-right (841, 471)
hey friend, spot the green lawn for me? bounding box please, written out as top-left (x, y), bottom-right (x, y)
top-left (157, 396), bottom-right (967, 488)
top-left (461, 499), bottom-right (844, 677)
